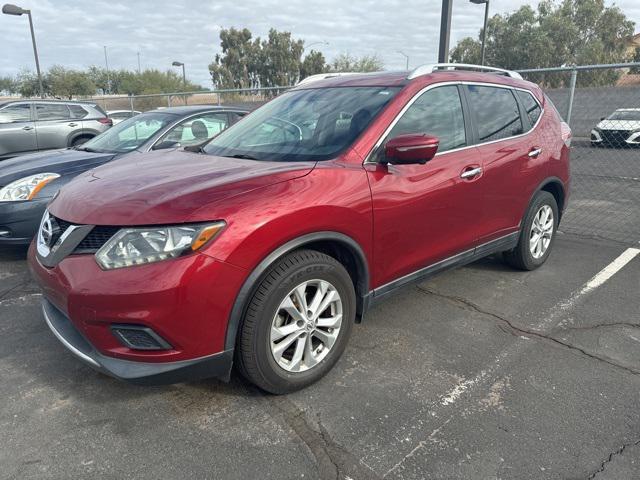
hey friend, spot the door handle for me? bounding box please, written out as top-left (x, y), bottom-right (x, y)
top-left (68, 122), bottom-right (78, 127)
top-left (22, 125), bottom-right (34, 131)
top-left (460, 167), bottom-right (482, 179)
top-left (528, 147), bottom-right (542, 158)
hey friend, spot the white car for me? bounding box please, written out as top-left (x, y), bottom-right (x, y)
top-left (591, 108), bottom-right (640, 147)
top-left (107, 109), bottom-right (141, 125)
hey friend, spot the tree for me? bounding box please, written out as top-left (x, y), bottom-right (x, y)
top-left (631, 47), bottom-right (640, 74)
top-left (329, 53), bottom-right (384, 72)
top-left (48, 66), bottom-right (96, 99)
top-left (300, 50), bottom-right (327, 79)
top-left (450, 0), bottom-right (635, 86)
top-left (0, 76), bottom-right (17, 95)
top-left (15, 69), bottom-right (48, 97)
top-left (258, 29), bottom-right (304, 87)
top-left (209, 27), bottom-right (260, 89)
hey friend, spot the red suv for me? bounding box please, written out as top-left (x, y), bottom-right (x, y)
top-left (29, 65), bottom-right (571, 394)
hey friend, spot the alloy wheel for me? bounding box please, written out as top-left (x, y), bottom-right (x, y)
top-left (270, 279), bottom-right (343, 372)
top-left (529, 204), bottom-right (554, 259)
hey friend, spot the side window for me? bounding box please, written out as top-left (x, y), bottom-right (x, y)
top-left (162, 113), bottom-right (229, 146)
top-left (465, 85), bottom-right (523, 142)
top-left (0, 104), bottom-right (32, 123)
top-left (515, 90), bottom-right (542, 128)
top-left (35, 103), bottom-right (71, 121)
top-left (385, 85), bottom-right (466, 154)
top-left (69, 105), bottom-right (89, 119)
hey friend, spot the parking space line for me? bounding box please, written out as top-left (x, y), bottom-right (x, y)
top-left (382, 246), bottom-right (640, 477)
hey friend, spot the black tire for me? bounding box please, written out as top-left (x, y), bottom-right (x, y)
top-left (71, 135), bottom-right (92, 147)
top-left (504, 190), bottom-right (558, 271)
top-left (236, 249), bottom-right (356, 394)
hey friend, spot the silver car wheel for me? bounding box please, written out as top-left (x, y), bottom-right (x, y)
top-left (529, 204), bottom-right (554, 259)
top-left (270, 279), bottom-right (343, 373)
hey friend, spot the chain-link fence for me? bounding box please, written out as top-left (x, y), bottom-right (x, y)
top-left (519, 64), bottom-right (640, 246)
top-left (84, 86), bottom-right (290, 114)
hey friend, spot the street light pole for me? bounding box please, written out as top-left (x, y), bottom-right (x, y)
top-left (397, 50), bottom-right (409, 70)
top-left (303, 41), bottom-right (329, 53)
top-left (2, 3), bottom-right (44, 97)
top-left (438, 0), bottom-right (453, 63)
top-left (172, 61), bottom-right (186, 104)
top-left (470, 0), bottom-right (490, 65)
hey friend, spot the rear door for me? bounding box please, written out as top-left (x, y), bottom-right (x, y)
top-left (0, 102), bottom-right (37, 157)
top-left (34, 103), bottom-right (75, 150)
top-left (366, 84), bottom-right (484, 287)
top-left (464, 84), bottom-right (543, 243)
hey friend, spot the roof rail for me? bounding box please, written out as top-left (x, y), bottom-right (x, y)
top-left (408, 63), bottom-right (523, 80)
top-left (296, 72), bottom-right (360, 86)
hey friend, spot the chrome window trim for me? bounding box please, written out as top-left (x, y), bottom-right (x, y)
top-left (364, 80), bottom-right (544, 164)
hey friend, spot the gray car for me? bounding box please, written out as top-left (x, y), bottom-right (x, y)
top-left (0, 99), bottom-right (112, 159)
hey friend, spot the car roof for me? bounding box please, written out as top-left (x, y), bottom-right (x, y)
top-left (292, 68), bottom-right (535, 91)
top-left (0, 99), bottom-right (100, 106)
top-left (150, 105), bottom-right (250, 115)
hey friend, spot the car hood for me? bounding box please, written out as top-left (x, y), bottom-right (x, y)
top-left (596, 119), bottom-right (640, 131)
top-left (0, 148), bottom-right (117, 186)
top-left (49, 149), bottom-right (316, 225)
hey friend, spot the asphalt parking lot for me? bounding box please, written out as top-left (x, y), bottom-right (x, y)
top-left (1, 231), bottom-right (639, 479)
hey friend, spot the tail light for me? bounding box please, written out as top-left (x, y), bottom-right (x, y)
top-left (561, 121), bottom-right (572, 147)
top-left (98, 117), bottom-right (113, 126)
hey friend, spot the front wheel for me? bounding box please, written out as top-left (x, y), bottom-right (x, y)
top-left (236, 249), bottom-right (356, 394)
top-left (504, 190), bottom-right (558, 271)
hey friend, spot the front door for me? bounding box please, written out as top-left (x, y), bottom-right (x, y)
top-left (0, 103), bottom-right (37, 157)
top-left (366, 84), bottom-right (484, 288)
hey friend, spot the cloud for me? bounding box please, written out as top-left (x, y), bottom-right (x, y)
top-left (0, 0), bottom-right (638, 87)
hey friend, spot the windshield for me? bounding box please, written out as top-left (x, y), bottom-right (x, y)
top-left (203, 86), bottom-right (400, 162)
top-left (607, 110), bottom-right (640, 121)
top-left (81, 112), bottom-right (177, 153)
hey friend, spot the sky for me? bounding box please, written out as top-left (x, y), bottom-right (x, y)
top-left (1, 0), bottom-right (639, 88)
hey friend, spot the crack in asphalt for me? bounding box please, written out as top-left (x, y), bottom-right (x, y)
top-left (417, 286), bottom-right (640, 376)
top-left (264, 395), bottom-right (382, 480)
top-left (586, 439), bottom-right (640, 479)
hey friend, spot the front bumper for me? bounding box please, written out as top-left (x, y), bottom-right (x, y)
top-left (42, 298), bottom-right (233, 384)
top-left (0, 198), bottom-right (49, 245)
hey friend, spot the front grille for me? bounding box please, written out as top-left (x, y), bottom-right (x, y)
top-left (75, 226), bottom-right (121, 253)
top-left (600, 130), bottom-right (631, 146)
top-left (51, 215), bottom-right (119, 254)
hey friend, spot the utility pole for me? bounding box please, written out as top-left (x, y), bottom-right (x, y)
top-left (438, 0), bottom-right (453, 63)
top-left (103, 46), bottom-right (111, 94)
top-left (137, 51), bottom-right (141, 74)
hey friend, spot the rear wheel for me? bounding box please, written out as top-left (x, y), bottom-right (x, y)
top-left (504, 190), bottom-right (558, 271)
top-left (236, 249), bottom-right (356, 394)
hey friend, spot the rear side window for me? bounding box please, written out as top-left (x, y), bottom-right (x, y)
top-left (515, 90), bottom-right (542, 127)
top-left (69, 105), bottom-right (89, 119)
top-left (386, 85), bottom-right (466, 153)
top-left (466, 85), bottom-right (523, 142)
top-left (0, 104), bottom-right (31, 123)
top-left (35, 103), bottom-right (71, 121)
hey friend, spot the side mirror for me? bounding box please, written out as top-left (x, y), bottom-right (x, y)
top-left (600, 117), bottom-right (606, 121)
top-left (384, 134), bottom-right (439, 165)
top-left (153, 140), bottom-right (181, 150)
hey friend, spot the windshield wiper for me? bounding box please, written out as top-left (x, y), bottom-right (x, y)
top-left (226, 153), bottom-right (258, 160)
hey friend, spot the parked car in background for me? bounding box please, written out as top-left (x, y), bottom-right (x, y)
top-left (28, 64), bottom-right (570, 394)
top-left (0, 100), bottom-right (112, 159)
top-left (590, 108), bottom-right (640, 147)
top-left (0, 105), bottom-right (247, 245)
top-left (107, 109), bottom-right (141, 125)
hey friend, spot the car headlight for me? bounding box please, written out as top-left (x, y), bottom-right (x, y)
top-left (0, 173), bottom-right (60, 202)
top-left (95, 222), bottom-right (225, 270)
